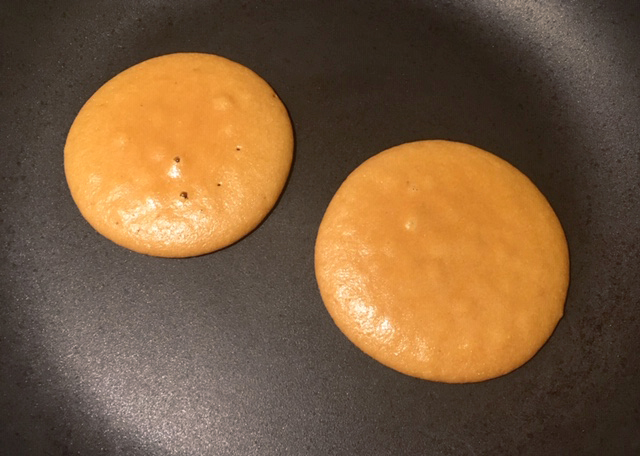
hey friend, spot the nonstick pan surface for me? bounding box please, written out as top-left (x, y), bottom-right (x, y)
top-left (1, 1), bottom-right (639, 454)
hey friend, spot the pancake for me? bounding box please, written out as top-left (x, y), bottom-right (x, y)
top-left (315, 140), bottom-right (569, 383)
top-left (64, 53), bottom-right (293, 257)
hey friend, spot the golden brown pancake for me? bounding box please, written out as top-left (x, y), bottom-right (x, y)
top-left (65, 53), bottom-right (293, 257)
top-left (315, 140), bottom-right (569, 382)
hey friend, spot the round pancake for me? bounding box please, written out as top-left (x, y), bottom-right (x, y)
top-left (315, 140), bottom-right (569, 383)
top-left (65, 53), bottom-right (293, 257)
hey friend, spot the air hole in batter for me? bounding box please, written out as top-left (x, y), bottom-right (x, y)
top-left (180, 191), bottom-right (188, 199)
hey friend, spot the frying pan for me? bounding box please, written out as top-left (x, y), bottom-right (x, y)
top-left (1, 0), bottom-right (638, 454)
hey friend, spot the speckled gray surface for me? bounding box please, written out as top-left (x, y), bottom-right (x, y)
top-left (1, 0), bottom-right (639, 455)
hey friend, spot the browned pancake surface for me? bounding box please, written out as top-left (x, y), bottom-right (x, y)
top-left (315, 140), bottom-right (569, 382)
top-left (65, 53), bottom-right (293, 257)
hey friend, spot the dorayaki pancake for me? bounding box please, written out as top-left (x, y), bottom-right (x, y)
top-left (65, 53), bottom-right (293, 257)
top-left (315, 140), bottom-right (569, 383)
